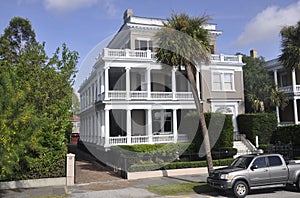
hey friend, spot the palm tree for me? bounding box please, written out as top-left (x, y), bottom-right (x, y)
top-left (155, 13), bottom-right (214, 172)
top-left (279, 21), bottom-right (300, 70)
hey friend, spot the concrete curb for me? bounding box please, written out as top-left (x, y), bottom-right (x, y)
top-left (127, 166), bottom-right (225, 180)
top-left (0, 177), bottom-right (66, 190)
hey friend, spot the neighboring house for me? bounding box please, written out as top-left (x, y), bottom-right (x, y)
top-left (265, 58), bottom-right (300, 125)
top-left (78, 9), bottom-right (245, 150)
top-left (70, 116), bottom-right (80, 143)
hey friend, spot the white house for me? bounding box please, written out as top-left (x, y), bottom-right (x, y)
top-left (78, 9), bottom-right (245, 150)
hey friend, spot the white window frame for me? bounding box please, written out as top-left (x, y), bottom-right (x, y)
top-left (212, 71), bottom-right (235, 91)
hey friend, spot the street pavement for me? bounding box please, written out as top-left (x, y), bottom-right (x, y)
top-left (1, 144), bottom-right (300, 198)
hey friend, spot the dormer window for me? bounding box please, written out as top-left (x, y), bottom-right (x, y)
top-left (135, 38), bottom-right (153, 51)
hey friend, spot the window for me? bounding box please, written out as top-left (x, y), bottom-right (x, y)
top-left (252, 157), bottom-right (267, 168)
top-left (135, 39), bottom-right (153, 51)
top-left (280, 73), bottom-right (288, 87)
top-left (268, 156), bottom-right (282, 167)
top-left (212, 71), bottom-right (234, 91)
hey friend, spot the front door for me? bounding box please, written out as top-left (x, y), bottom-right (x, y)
top-left (249, 157), bottom-right (270, 186)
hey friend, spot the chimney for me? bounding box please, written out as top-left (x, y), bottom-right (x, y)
top-left (123, 9), bottom-right (133, 23)
top-left (250, 49), bottom-right (258, 58)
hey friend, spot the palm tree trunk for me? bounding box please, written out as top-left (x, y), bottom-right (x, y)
top-left (185, 62), bottom-right (214, 172)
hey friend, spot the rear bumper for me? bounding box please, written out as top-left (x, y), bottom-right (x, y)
top-left (207, 177), bottom-right (233, 190)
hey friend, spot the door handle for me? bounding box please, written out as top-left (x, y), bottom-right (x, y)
top-left (264, 169), bottom-right (268, 172)
top-left (282, 168), bottom-right (287, 170)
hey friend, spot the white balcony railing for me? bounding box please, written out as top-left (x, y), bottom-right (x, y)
top-left (130, 91), bottom-right (148, 99)
top-left (102, 48), bottom-right (243, 63)
top-left (151, 92), bottom-right (173, 99)
top-left (108, 90), bottom-right (127, 99)
top-left (278, 85), bottom-right (300, 94)
top-left (103, 91), bottom-right (193, 100)
top-left (103, 48), bottom-right (153, 60)
top-left (109, 136), bottom-right (127, 145)
top-left (153, 134), bottom-right (174, 143)
top-left (176, 92), bottom-right (194, 99)
top-left (107, 134), bottom-right (189, 146)
top-left (131, 136), bottom-right (149, 144)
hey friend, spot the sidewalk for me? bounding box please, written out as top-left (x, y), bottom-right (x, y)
top-left (0, 144), bottom-right (209, 198)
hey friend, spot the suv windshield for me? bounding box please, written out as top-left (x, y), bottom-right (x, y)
top-left (230, 156), bottom-right (254, 169)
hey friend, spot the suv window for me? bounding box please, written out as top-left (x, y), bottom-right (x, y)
top-left (268, 156), bottom-right (283, 166)
top-left (252, 157), bottom-right (267, 168)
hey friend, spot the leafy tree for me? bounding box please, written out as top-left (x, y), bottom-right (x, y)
top-left (71, 92), bottom-right (80, 115)
top-left (155, 13), bottom-right (214, 172)
top-left (242, 54), bottom-right (288, 113)
top-left (0, 17), bottom-right (78, 181)
top-left (279, 21), bottom-right (300, 70)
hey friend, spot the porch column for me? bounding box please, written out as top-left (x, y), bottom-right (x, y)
top-left (172, 67), bottom-right (176, 100)
top-left (273, 70), bottom-right (280, 124)
top-left (104, 67), bottom-right (109, 100)
top-left (292, 68), bottom-right (297, 93)
top-left (104, 108), bottom-right (110, 147)
top-left (160, 110), bottom-right (164, 133)
top-left (147, 109), bottom-right (153, 143)
top-left (96, 111), bottom-right (101, 145)
top-left (127, 109), bottom-right (132, 144)
top-left (93, 114), bottom-right (96, 143)
top-left (101, 110), bottom-right (105, 145)
top-left (294, 99), bottom-right (299, 124)
top-left (196, 68), bottom-right (200, 98)
top-left (147, 67), bottom-right (151, 99)
top-left (173, 109), bottom-right (178, 143)
top-left (126, 67), bottom-right (131, 100)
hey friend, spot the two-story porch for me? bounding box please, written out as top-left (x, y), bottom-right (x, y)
top-left (79, 48), bottom-right (243, 148)
top-left (266, 59), bottom-right (300, 125)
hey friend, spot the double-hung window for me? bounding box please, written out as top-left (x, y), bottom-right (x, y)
top-left (135, 39), bottom-right (153, 51)
top-left (212, 71), bottom-right (235, 91)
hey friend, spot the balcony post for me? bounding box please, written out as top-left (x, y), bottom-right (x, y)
top-left (101, 110), bottom-right (105, 145)
top-left (196, 68), bottom-right (200, 98)
top-left (96, 110), bottom-right (101, 145)
top-left (127, 109), bottom-right (132, 144)
top-left (104, 67), bottom-right (109, 100)
top-left (126, 67), bottom-right (131, 100)
top-left (147, 109), bottom-right (153, 143)
top-left (220, 54), bottom-right (225, 62)
top-left (273, 70), bottom-right (280, 124)
top-left (172, 66), bottom-right (176, 100)
top-left (104, 108), bottom-right (110, 147)
top-left (173, 109), bottom-right (178, 143)
top-left (292, 68), bottom-right (297, 93)
top-left (146, 50), bottom-right (151, 59)
top-left (238, 55), bottom-right (243, 63)
top-left (147, 67), bottom-right (151, 99)
top-left (294, 99), bottom-right (299, 124)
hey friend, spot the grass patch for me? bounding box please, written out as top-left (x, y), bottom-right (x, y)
top-left (146, 182), bottom-right (213, 196)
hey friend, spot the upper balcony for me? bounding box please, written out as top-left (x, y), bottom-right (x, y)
top-left (101, 48), bottom-right (243, 64)
top-left (279, 85), bottom-right (300, 95)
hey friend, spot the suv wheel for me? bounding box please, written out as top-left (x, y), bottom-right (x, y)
top-left (233, 180), bottom-right (248, 198)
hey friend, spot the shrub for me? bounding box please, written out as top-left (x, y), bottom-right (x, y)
top-left (128, 158), bottom-right (234, 172)
top-left (237, 113), bottom-right (277, 144)
top-left (184, 112), bottom-right (234, 152)
top-left (271, 125), bottom-right (300, 148)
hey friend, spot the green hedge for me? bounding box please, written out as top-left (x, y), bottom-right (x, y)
top-left (128, 158), bottom-right (234, 172)
top-left (271, 125), bottom-right (300, 148)
top-left (184, 112), bottom-right (234, 152)
top-left (237, 113), bottom-right (277, 144)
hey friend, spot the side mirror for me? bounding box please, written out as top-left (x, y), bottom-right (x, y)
top-left (250, 165), bottom-right (258, 170)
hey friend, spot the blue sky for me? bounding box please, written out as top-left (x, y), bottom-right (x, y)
top-left (1, 0), bottom-right (300, 90)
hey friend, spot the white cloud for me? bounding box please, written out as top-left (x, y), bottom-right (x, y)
top-left (104, 0), bottom-right (118, 16)
top-left (234, 0), bottom-right (300, 47)
top-left (44, 0), bottom-right (98, 13)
